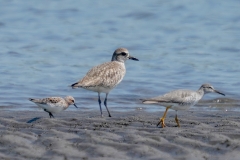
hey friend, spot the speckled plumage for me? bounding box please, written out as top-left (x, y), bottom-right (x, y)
top-left (73, 61), bottom-right (126, 93)
top-left (29, 96), bottom-right (78, 118)
top-left (71, 48), bottom-right (139, 117)
top-left (142, 83), bottom-right (225, 127)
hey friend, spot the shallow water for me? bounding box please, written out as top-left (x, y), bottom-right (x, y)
top-left (0, 0), bottom-right (239, 112)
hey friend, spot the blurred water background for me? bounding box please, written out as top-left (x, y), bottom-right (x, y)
top-left (0, 0), bottom-right (239, 112)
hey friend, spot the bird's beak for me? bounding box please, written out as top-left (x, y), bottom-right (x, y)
top-left (128, 56), bottom-right (139, 61)
top-left (214, 89), bottom-right (225, 96)
top-left (73, 103), bottom-right (78, 108)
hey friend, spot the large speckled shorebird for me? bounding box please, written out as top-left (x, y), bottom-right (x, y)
top-left (71, 48), bottom-right (139, 117)
top-left (141, 83), bottom-right (225, 128)
top-left (29, 96), bottom-right (78, 118)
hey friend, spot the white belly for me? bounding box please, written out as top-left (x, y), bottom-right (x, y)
top-left (83, 86), bottom-right (114, 93)
top-left (169, 101), bottom-right (198, 111)
top-left (36, 103), bottom-right (64, 113)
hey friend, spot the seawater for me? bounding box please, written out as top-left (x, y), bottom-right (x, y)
top-left (0, 0), bottom-right (239, 112)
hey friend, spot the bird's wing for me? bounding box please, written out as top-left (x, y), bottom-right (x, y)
top-left (71, 61), bottom-right (125, 88)
top-left (142, 89), bottom-right (197, 105)
top-left (29, 97), bottom-right (62, 104)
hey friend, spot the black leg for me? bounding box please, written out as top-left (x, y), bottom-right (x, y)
top-left (49, 112), bottom-right (54, 118)
top-left (98, 92), bottom-right (103, 117)
top-left (104, 93), bottom-right (111, 117)
top-left (44, 109), bottom-right (54, 118)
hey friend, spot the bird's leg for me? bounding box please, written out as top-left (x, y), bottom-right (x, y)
top-left (44, 109), bottom-right (54, 118)
top-left (175, 111), bottom-right (180, 127)
top-left (104, 93), bottom-right (112, 117)
top-left (98, 92), bottom-right (103, 117)
top-left (157, 107), bottom-right (170, 128)
top-left (49, 112), bottom-right (54, 118)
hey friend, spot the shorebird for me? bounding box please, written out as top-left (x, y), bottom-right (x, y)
top-left (71, 48), bottom-right (139, 117)
top-left (29, 96), bottom-right (78, 118)
top-left (141, 83), bottom-right (225, 128)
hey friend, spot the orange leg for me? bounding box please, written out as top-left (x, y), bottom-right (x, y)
top-left (175, 113), bottom-right (180, 127)
top-left (157, 107), bottom-right (170, 128)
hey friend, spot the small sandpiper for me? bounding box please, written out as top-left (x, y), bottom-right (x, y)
top-left (29, 96), bottom-right (78, 118)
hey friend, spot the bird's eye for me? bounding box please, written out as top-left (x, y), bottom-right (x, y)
top-left (121, 52), bottom-right (127, 56)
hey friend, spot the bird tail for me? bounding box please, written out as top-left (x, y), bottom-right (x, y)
top-left (70, 82), bottom-right (81, 89)
top-left (140, 99), bottom-right (158, 104)
top-left (29, 98), bottom-right (37, 102)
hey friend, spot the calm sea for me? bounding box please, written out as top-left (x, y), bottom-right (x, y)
top-left (0, 0), bottom-right (239, 112)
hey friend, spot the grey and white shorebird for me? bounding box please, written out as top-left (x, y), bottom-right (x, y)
top-left (141, 83), bottom-right (225, 128)
top-left (70, 48), bottom-right (139, 117)
top-left (29, 96), bottom-right (78, 118)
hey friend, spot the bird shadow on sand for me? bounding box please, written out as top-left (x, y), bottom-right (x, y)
top-left (27, 117), bottom-right (41, 123)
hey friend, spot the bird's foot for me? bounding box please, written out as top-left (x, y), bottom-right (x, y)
top-left (49, 113), bottom-right (54, 118)
top-left (157, 118), bottom-right (166, 128)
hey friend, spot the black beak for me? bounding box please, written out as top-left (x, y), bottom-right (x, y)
top-left (129, 56), bottom-right (139, 61)
top-left (214, 89), bottom-right (225, 96)
top-left (73, 103), bottom-right (78, 108)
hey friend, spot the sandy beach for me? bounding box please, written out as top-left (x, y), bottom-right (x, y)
top-left (0, 110), bottom-right (240, 160)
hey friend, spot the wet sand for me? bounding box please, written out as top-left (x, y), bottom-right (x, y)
top-left (0, 110), bottom-right (240, 160)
